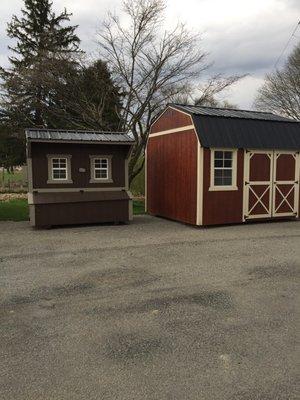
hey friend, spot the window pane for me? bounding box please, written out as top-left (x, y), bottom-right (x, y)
top-left (224, 151), bottom-right (232, 159)
top-left (214, 169), bottom-right (223, 178)
top-left (95, 169), bottom-right (108, 179)
top-left (51, 157), bottom-right (68, 180)
top-left (223, 169), bottom-right (232, 178)
top-left (224, 159), bottom-right (232, 168)
top-left (214, 176), bottom-right (223, 186)
top-left (215, 151), bottom-right (223, 159)
top-left (223, 176), bottom-right (232, 185)
top-left (214, 159), bottom-right (223, 168)
top-left (53, 169), bottom-right (66, 179)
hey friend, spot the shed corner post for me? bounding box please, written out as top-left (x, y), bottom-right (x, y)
top-left (196, 142), bottom-right (204, 226)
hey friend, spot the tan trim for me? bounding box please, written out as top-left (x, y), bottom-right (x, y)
top-left (89, 155), bottom-right (113, 183)
top-left (32, 187), bottom-right (126, 193)
top-left (27, 193), bottom-right (34, 204)
top-left (27, 158), bottom-right (33, 193)
top-left (128, 199), bottom-right (133, 221)
top-left (149, 125), bottom-right (194, 138)
top-left (196, 143), bottom-right (203, 225)
top-left (209, 149), bottom-right (238, 191)
top-left (29, 205), bottom-right (35, 226)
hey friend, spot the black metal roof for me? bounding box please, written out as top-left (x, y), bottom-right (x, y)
top-left (25, 128), bottom-right (135, 144)
top-left (170, 104), bottom-right (300, 150)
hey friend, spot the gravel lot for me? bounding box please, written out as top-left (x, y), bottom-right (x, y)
top-left (0, 216), bottom-right (299, 400)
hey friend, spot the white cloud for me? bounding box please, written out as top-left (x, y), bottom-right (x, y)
top-left (0, 0), bottom-right (299, 108)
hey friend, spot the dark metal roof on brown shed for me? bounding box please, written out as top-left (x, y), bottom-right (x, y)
top-left (25, 128), bottom-right (135, 144)
top-left (170, 104), bottom-right (300, 150)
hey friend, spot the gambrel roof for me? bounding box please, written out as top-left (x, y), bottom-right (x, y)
top-left (170, 104), bottom-right (300, 150)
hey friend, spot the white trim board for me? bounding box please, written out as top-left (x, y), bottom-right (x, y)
top-left (196, 143), bottom-right (204, 225)
top-left (149, 125), bottom-right (194, 138)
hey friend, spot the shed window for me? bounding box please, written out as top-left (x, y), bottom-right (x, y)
top-left (94, 158), bottom-right (109, 179)
top-left (210, 149), bottom-right (238, 191)
top-left (90, 155), bottom-right (113, 183)
top-left (52, 158), bottom-right (67, 180)
top-left (47, 155), bottom-right (72, 184)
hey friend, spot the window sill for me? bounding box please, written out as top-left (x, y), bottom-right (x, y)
top-left (47, 179), bottom-right (73, 184)
top-left (209, 186), bottom-right (238, 192)
top-left (89, 179), bottom-right (113, 184)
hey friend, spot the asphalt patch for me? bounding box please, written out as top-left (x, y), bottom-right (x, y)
top-left (104, 333), bottom-right (171, 362)
top-left (88, 290), bottom-right (233, 318)
top-left (1, 267), bottom-right (159, 310)
top-left (248, 264), bottom-right (299, 280)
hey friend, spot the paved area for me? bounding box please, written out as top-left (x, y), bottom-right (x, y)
top-left (0, 216), bottom-right (299, 400)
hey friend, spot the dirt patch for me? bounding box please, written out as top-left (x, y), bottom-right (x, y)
top-left (248, 264), bottom-right (300, 280)
top-left (104, 333), bottom-right (170, 362)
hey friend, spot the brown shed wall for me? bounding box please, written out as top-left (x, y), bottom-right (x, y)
top-left (147, 130), bottom-right (198, 225)
top-left (31, 200), bottom-right (129, 227)
top-left (202, 149), bottom-right (244, 225)
top-left (30, 142), bottom-right (130, 189)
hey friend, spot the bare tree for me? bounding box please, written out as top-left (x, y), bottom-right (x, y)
top-left (255, 42), bottom-right (300, 120)
top-left (98, 0), bottom-right (209, 182)
top-left (194, 74), bottom-right (244, 107)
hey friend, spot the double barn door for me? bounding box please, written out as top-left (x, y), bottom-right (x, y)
top-left (244, 150), bottom-right (299, 220)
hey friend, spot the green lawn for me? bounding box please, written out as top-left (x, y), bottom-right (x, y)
top-left (130, 161), bottom-right (145, 196)
top-left (0, 199), bottom-right (145, 222)
top-left (0, 199), bottom-right (29, 221)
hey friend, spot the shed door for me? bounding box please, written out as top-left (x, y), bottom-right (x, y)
top-left (272, 151), bottom-right (299, 217)
top-left (244, 150), bottom-right (299, 220)
top-left (244, 151), bottom-right (273, 220)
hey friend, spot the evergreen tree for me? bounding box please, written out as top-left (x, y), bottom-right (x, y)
top-left (0, 0), bottom-right (81, 127)
top-left (47, 59), bottom-right (122, 130)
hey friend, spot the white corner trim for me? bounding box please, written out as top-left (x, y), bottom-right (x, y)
top-left (149, 125), bottom-right (194, 138)
top-left (196, 143), bottom-right (204, 226)
top-left (145, 148), bottom-right (148, 212)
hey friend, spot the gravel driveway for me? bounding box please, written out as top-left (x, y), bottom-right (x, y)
top-left (0, 216), bottom-right (299, 400)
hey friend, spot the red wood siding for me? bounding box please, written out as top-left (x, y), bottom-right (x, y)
top-left (202, 149), bottom-right (244, 225)
top-left (147, 130), bottom-right (198, 224)
top-left (151, 107), bottom-right (192, 133)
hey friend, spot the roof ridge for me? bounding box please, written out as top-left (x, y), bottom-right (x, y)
top-left (171, 103), bottom-right (275, 115)
top-left (25, 128), bottom-right (128, 134)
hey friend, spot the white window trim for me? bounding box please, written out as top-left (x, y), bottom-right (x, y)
top-left (89, 155), bottom-right (113, 183)
top-left (209, 149), bottom-right (238, 191)
top-left (47, 154), bottom-right (73, 184)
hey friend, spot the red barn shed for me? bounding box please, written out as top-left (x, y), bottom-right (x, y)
top-left (146, 104), bottom-right (300, 226)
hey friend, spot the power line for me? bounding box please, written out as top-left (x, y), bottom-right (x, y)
top-left (273, 20), bottom-right (300, 70)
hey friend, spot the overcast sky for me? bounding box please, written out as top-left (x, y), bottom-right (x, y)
top-left (0, 0), bottom-right (299, 109)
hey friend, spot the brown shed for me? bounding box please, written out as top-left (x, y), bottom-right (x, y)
top-left (26, 129), bottom-right (135, 228)
top-left (146, 104), bottom-right (300, 226)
